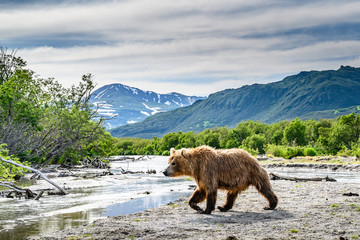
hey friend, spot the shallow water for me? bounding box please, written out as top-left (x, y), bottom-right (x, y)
top-left (0, 156), bottom-right (194, 240)
top-left (1, 156), bottom-right (360, 240)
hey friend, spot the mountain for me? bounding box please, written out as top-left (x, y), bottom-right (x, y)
top-left (110, 66), bottom-right (360, 138)
top-left (90, 83), bottom-right (205, 129)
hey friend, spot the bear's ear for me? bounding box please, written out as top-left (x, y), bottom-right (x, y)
top-left (170, 148), bottom-right (176, 156)
top-left (181, 148), bottom-right (187, 158)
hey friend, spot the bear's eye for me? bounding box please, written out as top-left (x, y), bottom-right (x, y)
top-left (171, 162), bottom-right (176, 166)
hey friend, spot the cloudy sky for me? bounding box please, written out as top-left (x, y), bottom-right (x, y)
top-left (1, 0), bottom-right (360, 96)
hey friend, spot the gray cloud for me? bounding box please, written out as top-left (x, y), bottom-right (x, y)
top-left (1, 0), bottom-right (360, 95)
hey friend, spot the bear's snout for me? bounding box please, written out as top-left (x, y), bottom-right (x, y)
top-left (163, 166), bottom-right (172, 177)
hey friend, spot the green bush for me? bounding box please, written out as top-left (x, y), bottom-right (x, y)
top-left (354, 148), bottom-right (360, 159)
top-left (285, 147), bottom-right (305, 159)
top-left (304, 148), bottom-right (317, 156)
top-left (0, 144), bottom-right (29, 181)
top-left (161, 150), bottom-right (170, 156)
top-left (337, 146), bottom-right (354, 157)
top-left (266, 145), bottom-right (286, 158)
top-left (266, 145), bottom-right (305, 159)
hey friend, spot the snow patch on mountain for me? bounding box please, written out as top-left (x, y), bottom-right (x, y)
top-left (94, 89), bottom-right (108, 99)
top-left (142, 103), bottom-right (161, 115)
top-left (123, 85), bottom-right (139, 95)
top-left (141, 111), bottom-right (150, 116)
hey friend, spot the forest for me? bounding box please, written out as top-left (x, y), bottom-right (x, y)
top-left (1, 48), bottom-right (360, 181)
top-left (113, 114), bottom-right (360, 158)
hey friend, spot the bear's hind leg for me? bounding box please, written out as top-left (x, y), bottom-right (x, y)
top-left (189, 188), bottom-right (206, 213)
top-left (262, 188), bottom-right (278, 210)
top-left (218, 190), bottom-right (238, 212)
top-left (254, 180), bottom-right (278, 210)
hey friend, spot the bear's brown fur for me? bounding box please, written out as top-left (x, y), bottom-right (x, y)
top-left (163, 146), bottom-right (278, 214)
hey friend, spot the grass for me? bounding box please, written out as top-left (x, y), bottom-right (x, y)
top-left (134, 219), bottom-right (148, 222)
top-left (168, 203), bottom-right (180, 208)
top-left (349, 204), bottom-right (360, 211)
top-left (289, 229), bottom-right (299, 233)
top-left (67, 236), bottom-right (80, 240)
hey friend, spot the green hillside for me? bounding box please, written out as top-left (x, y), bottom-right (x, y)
top-left (110, 66), bottom-right (360, 138)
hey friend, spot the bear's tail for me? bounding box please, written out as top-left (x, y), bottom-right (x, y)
top-left (253, 169), bottom-right (278, 210)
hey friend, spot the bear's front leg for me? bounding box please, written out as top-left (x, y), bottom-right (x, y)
top-left (202, 190), bottom-right (217, 214)
top-left (189, 188), bottom-right (206, 213)
top-left (218, 190), bottom-right (239, 212)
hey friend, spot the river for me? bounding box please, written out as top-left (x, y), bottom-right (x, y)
top-left (1, 156), bottom-right (359, 240)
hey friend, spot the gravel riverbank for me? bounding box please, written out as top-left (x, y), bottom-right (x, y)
top-left (28, 179), bottom-right (360, 240)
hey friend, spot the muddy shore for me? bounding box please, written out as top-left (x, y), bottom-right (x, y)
top-left (28, 173), bottom-right (360, 239)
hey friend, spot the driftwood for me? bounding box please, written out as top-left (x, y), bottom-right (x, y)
top-left (0, 181), bottom-right (40, 199)
top-left (111, 155), bottom-right (152, 162)
top-left (81, 157), bottom-right (110, 169)
top-left (343, 192), bottom-right (359, 196)
top-left (269, 172), bottom-right (337, 182)
top-left (0, 156), bottom-right (68, 195)
top-left (118, 167), bottom-right (156, 175)
top-left (0, 181), bottom-right (26, 193)
top-left (119, 166), bottom-right (144, 174)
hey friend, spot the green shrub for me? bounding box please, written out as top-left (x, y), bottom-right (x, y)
top-left (354, 148), bottom-right (360, 159)
top-left (284, 147), bottom-right (305, 159)
top-left (266, 145), bottom-right (286, 158)
top-left (304, 148), bottom-right (317, 156)
top-left (266, 145), bottom-right (306, 159)
top-left (161, 150), bottom-right (170, 156)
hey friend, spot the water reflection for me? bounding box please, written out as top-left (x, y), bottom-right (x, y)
top-left (0, 210), bottom-right (102, 240)
top-left (105, 191), bottom-right (187, 216)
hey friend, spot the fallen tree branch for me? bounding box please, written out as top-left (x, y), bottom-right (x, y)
top-left (34, 191), bottom-right (44, 200)
top-left (0, 156), bottom-right (68, 195)
top-left (111, 155), bottom-right (153, 162)
top-left (0, 181), bottom-right (39, 199)
top-left (0, 181), bottom-right (26, 193)
top-left (119, 166), bottom-right (144, 174)
top-left (269, 172), bottom-right (337, 182)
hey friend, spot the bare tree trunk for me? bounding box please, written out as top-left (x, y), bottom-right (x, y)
top-left (0, 156), bottom-right (68, 195)
top-left (269, 172), bottom-right (336, 182)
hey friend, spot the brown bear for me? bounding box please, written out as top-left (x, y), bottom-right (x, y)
top-left (163, 146), bottom-right (278, 214)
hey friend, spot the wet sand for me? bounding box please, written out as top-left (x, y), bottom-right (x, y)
top-left (28, 179), bottom-right (360, 240)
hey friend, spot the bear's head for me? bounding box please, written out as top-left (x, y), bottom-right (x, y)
top-left (163, 148), bottom-right (190, 177)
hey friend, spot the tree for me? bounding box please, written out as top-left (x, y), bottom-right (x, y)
top-left (0, 49), bottom-right (106, 164)
top-left (203, 132), bottom-right (220, 148)
top-left (178, 132), bottom-right (197, 148)
top-left (284, 118), bottom-right (307, 146)
top-left (270, 130), bottom-right (284, 145)
top-left (243, 134), bottom-right (267, 154)
top-left (197, 129), bottom-right (220, 148)
top-left (160, 132), bottom-right (180, 152)
top-left (338, 113), bottom-right (360, 143)
top-left (230, 123), bottom-right (252, 145)
top-left (0, 144), bottom-right (28, 181)
top-left (0, 47), bottom-right (26, 84)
